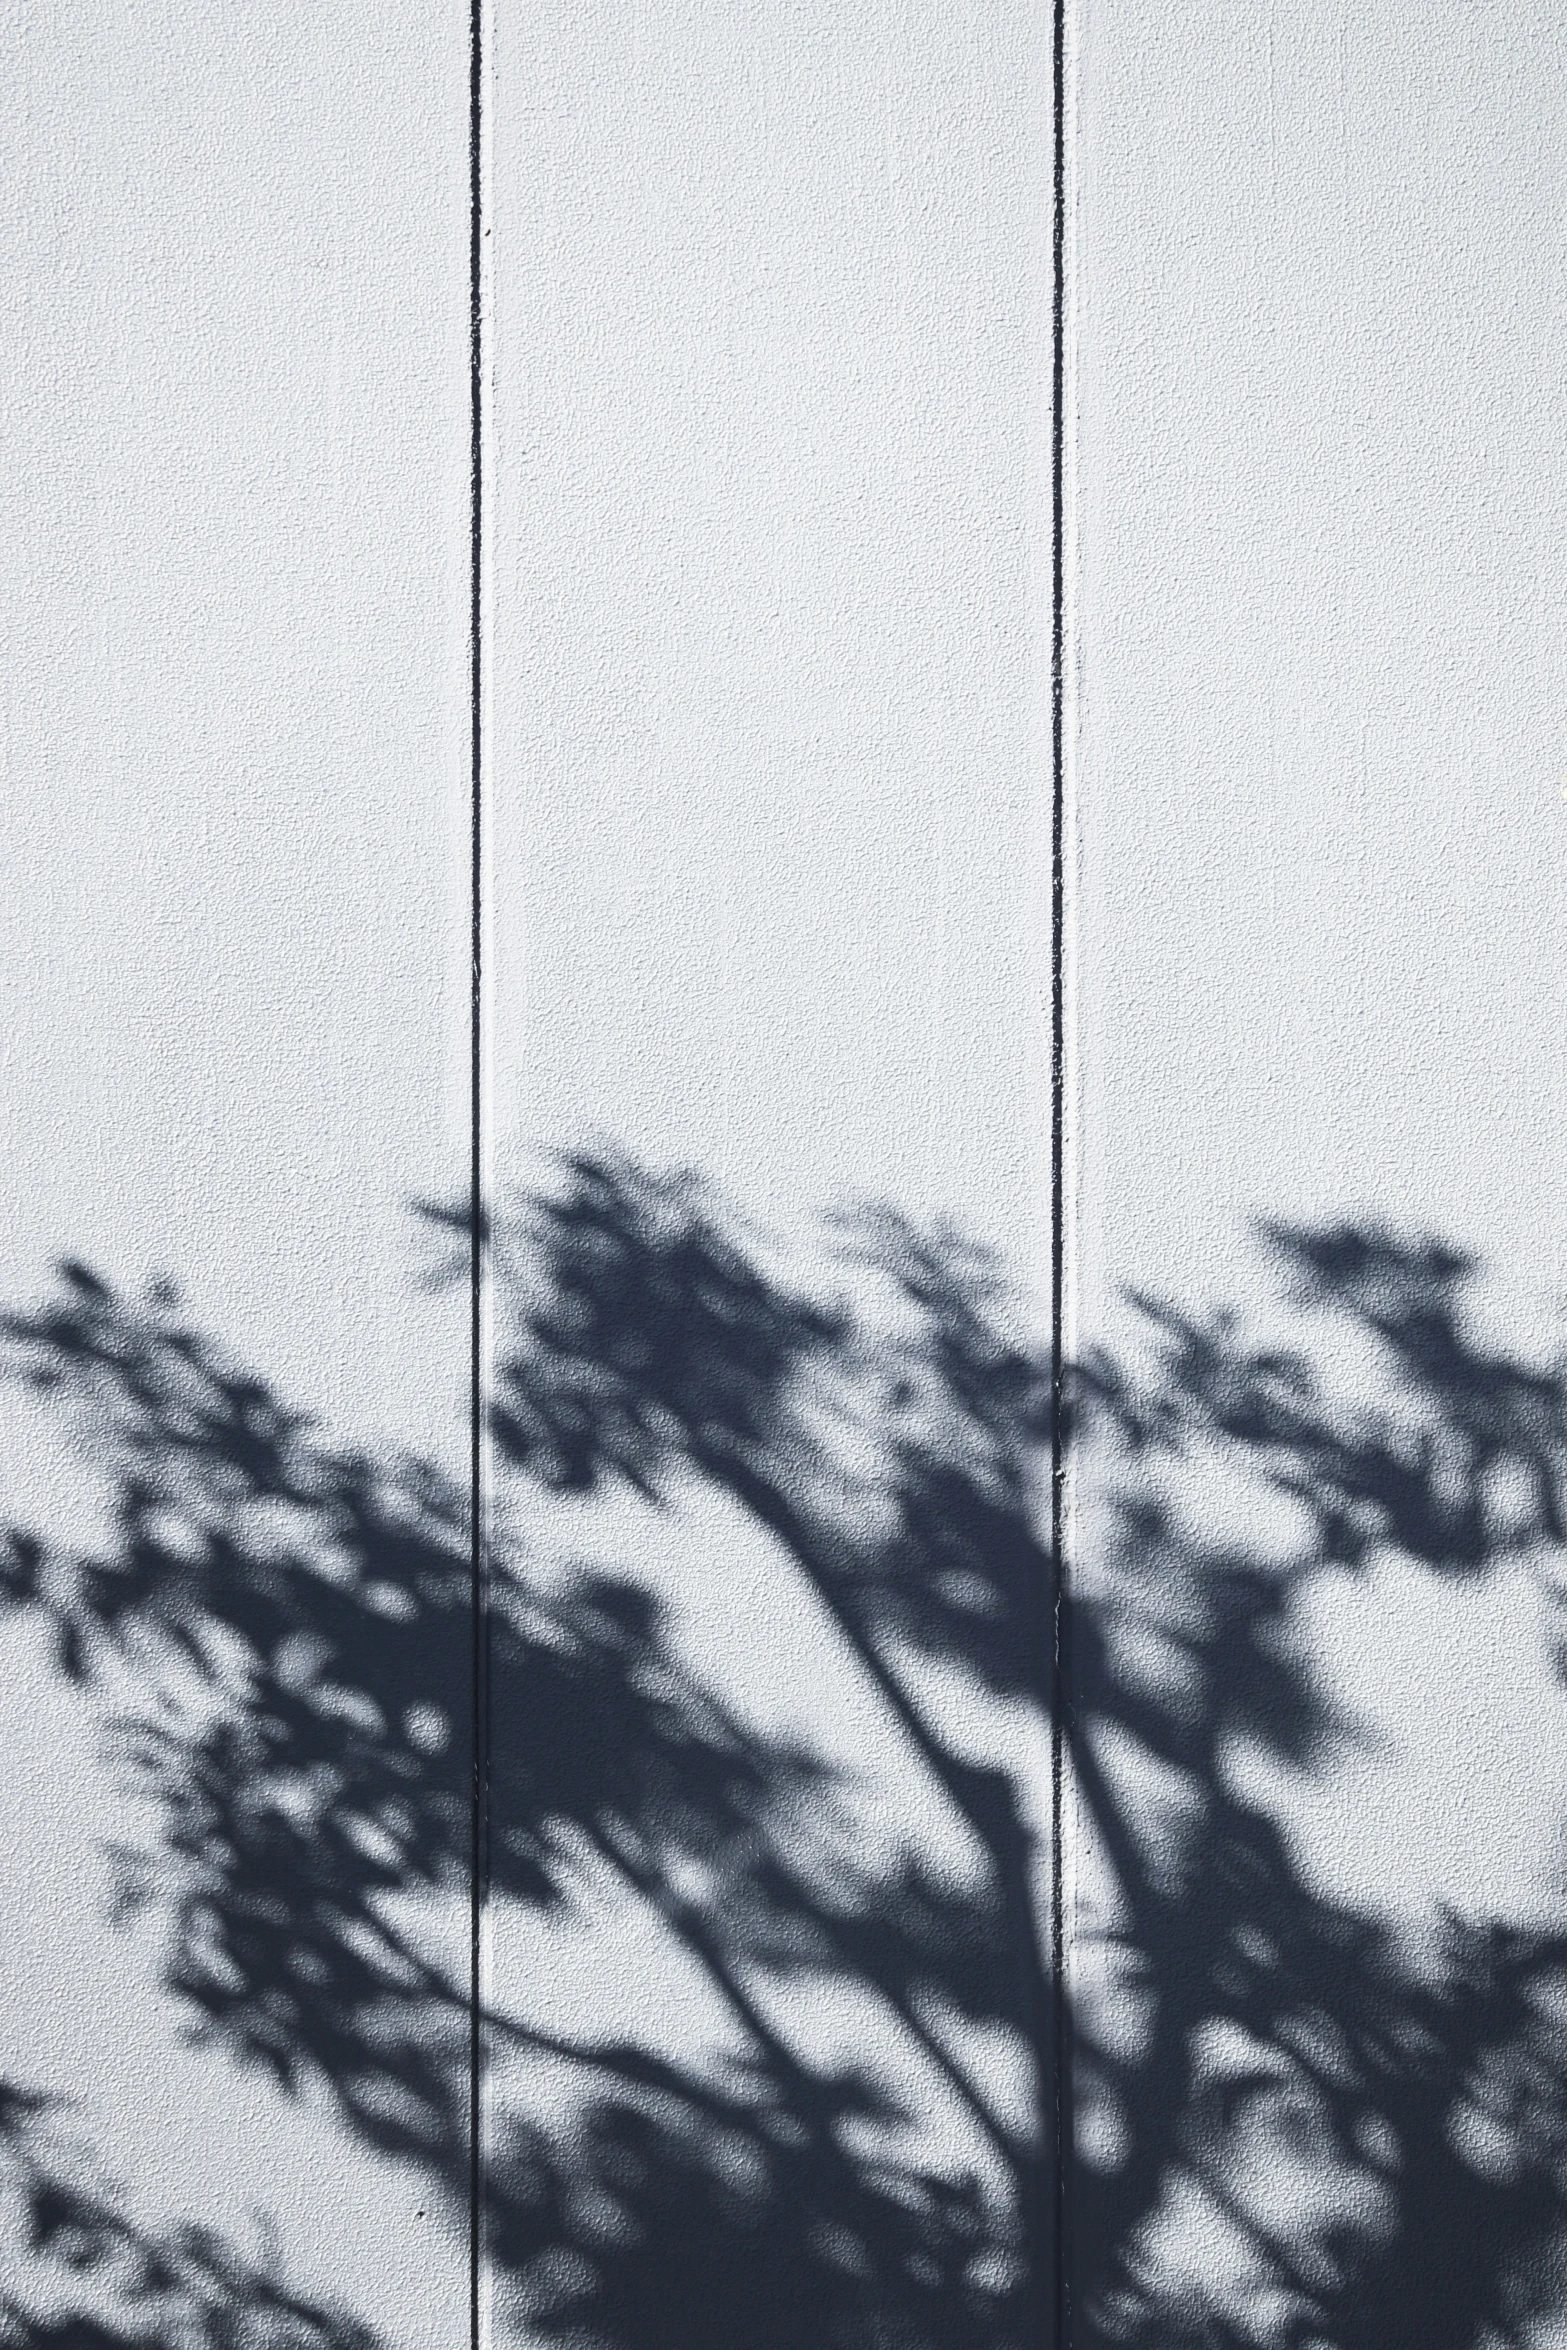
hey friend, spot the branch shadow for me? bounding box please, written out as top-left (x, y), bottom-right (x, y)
top-left (2, 1159), bottom-right (1566, 2345)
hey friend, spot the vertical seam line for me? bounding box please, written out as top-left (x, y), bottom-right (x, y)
top-left (467, 0), bottom-right (486, 2338)
top-left (1049, 0), bottom-right (1070, 2336)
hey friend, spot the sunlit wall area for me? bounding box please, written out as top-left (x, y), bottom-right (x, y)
top-left (1071, 7), bottom-right (1567, 2345)
top-left (0, 5), bottom-right (473, 2344)
top-left (489, 0), bottom-right (1055, 1275)
top-left (488, 4), bottom-right (1056, 2344)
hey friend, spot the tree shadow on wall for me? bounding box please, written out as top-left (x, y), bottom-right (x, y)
top-left (0, 2073), bottom-right (378, 2347)
top-left (3, 1154), bottom-right (1567, 2346)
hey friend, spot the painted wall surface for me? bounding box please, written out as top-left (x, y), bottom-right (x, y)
top-left (0, 4), bottom-right (473, 2344)
top-left (1071, 3), bottom-right (1567, 2343)
top-left (485, 4), bottom-right (1055, 2343)
top-left (6, 2), bottom-right (1567, 2348)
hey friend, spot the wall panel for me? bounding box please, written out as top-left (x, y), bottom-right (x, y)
top-left (0, 7), bottom-right (473, 2343)
top-left (485, 3), bottom-right (1056, 2342)
top-left (1071, 5), bottom-right (1567, 2344)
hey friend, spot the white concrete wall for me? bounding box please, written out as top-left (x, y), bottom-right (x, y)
top-left (0, 4), bottom-right (472, 2342)
top-left (1074, 0), bottom-right (1567, 2025)
top-left (1072, 4), bottom-right (1567, 2342)
top-left (490, 0), bottom-right (1053, 1270)
top-left (486, 5), bottom-right (1055, 2342)
top-left (1075, 0), bottom-right (1567, 1324)
top-left (8, 0), bottom-right (1566, 2344)
top-left (2, 2), bottom-right (1058, 2342)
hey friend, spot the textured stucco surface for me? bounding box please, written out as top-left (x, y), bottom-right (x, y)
top-left (1075, 0), bottom-right (1567, 1930)
top-left (0, 4), bottom-right (472, 2341)
top-left (1071, 3), bottom-right (1567, 2337)
top-left (489, 0), bottom-right (1054, 1270)
top-left (7, 0), bottom-right (1566, 2341)
top-left (1075, 0), bottom-right (1567, 1321)
top-left (486, 4), bottom-right (1054, 2336)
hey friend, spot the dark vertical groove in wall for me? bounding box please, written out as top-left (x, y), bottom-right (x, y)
top-left (1048, 0), bottom-right (1069, 2338)
top-left (468, 0), bottom-right (486, 2341)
